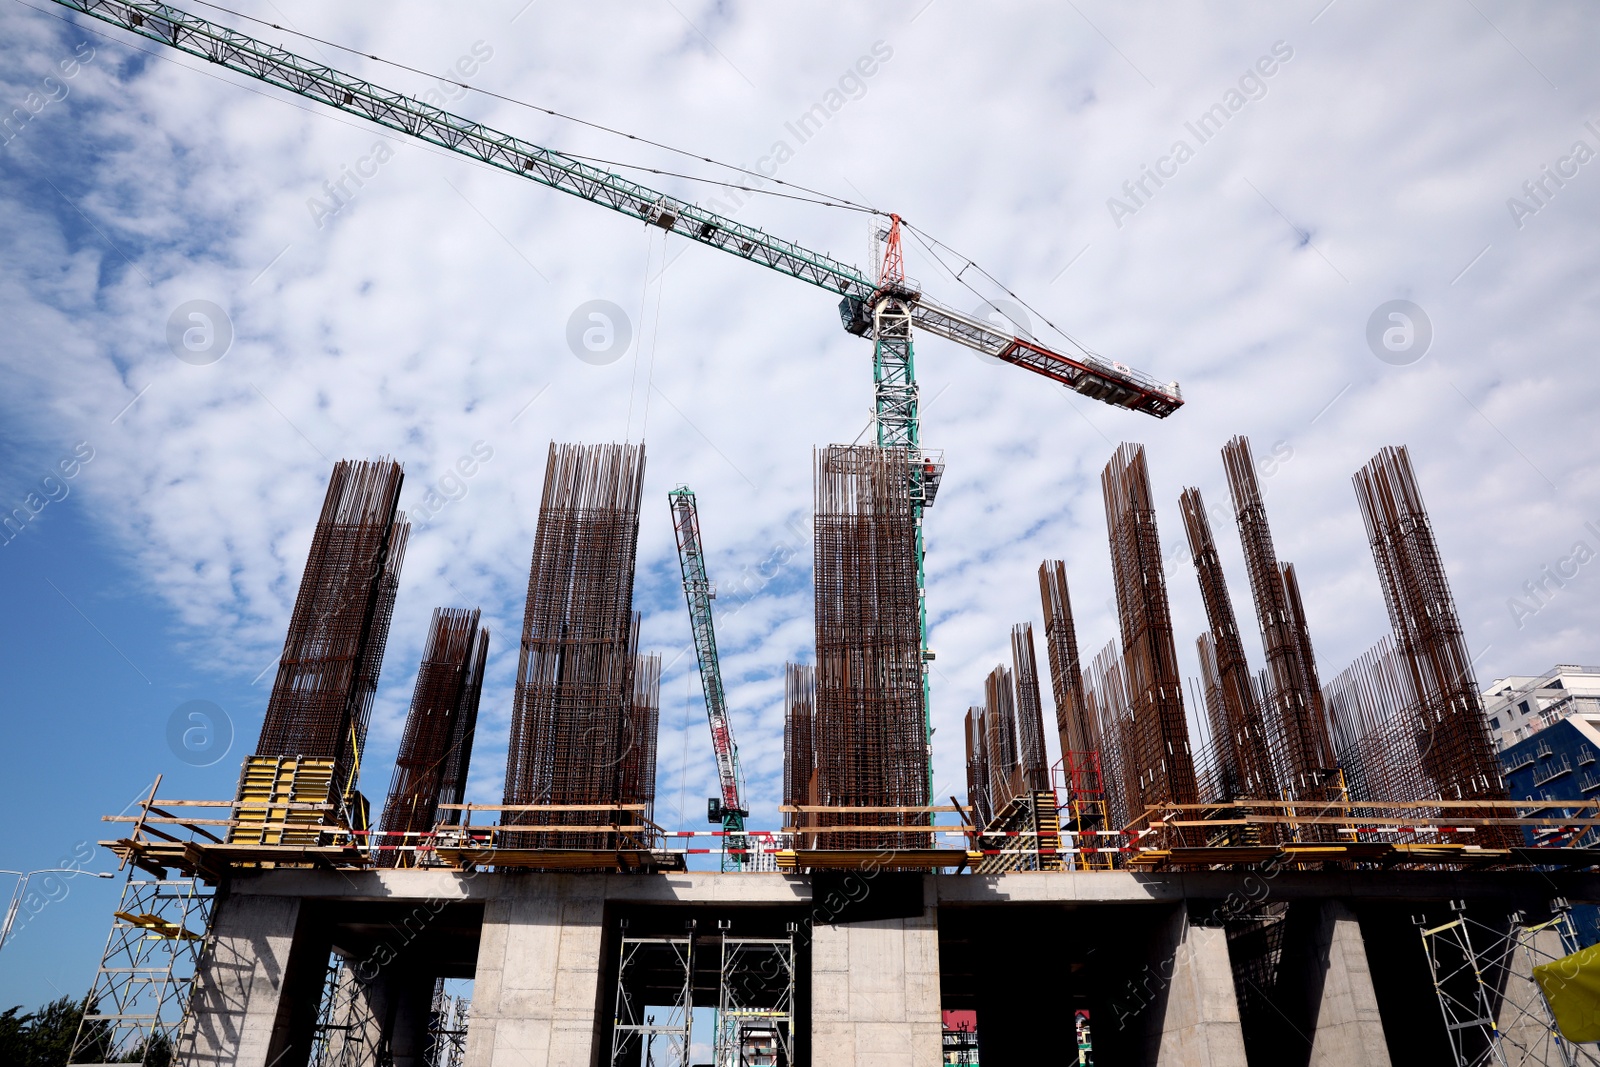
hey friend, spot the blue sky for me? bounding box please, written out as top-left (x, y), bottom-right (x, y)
top-left (4, 0), bottom-right (1600, 1010)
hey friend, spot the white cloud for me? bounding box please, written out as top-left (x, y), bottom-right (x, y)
top-left (3, 0), bottom-right (1598, 826)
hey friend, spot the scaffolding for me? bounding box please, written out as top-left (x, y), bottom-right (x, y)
top-left (610, 927), bottom-right (694, 1067)
top-left (307, 956), bottom-right (380, 1067)
top-left (714, 930), bottom-right (796, 1067)
top-left (428, 978), bottom-right (471, 1067)
top-left (256, 458), bottom-right (409, 803)
top-left (68, 874), bottom-right (213, 1066)
top-left (1417, 903), bottom-right (1600, 1067)
top-left (376, 607), bottom-right (489, 866)
top-left (503, 442), bottom-right (656, 851)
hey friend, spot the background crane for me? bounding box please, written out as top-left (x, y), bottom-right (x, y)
top-left (667, 487), bottom-right (747, 871)
top-left (50, 0), bottom-right (1184, 822)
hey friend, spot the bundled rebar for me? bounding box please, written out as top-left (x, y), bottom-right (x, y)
top-left (376, 608), bottom-right (489, 866)
top-left (1085, 640), bottom-right (1133, 830)
top-left (256, 458), bottom-right (409, 801)
top-left (811, 445), bottom-right (930, 849)
top-left (1102, 444), bottom-right (1198, 821)
top-left (1010, 624), bottom-right (1051, 793)
top-left (1039, 560), bottom-right (1094, 760)
top-left (1353, 446), bottom-right (1511, 843)
top-left (983, 665), bottom-right (1021, 814)
top-left (1322, 635), bottom-right (1437, 808)
top-left (619, 652), bottom-right (662, 827)
top-left (964, 707), bottom-right (993, 828)
top-left (784, 663), bottom-right (818, 841)
top-left (965, 631), bottom-right (1053, 824)
top-left (1180, 487), bottom-right (1277, 801)
top-left (1223, 436), bottom-right (1334, 799)
top-left (502, 442), bottom-right (653, 850)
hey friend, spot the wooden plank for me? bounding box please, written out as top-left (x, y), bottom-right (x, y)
top-left (436, 802), bottom-right (649, 813)
top-left (780, 805), bottom-right (963, 814)
top-left (777, 824), bottom-right (956, 835)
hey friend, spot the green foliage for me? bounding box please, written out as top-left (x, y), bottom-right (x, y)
top-left (0, 994), bottom-right (116, 1067)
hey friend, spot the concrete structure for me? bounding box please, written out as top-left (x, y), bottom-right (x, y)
top-left (179, 868), bottom-right (1600, 1067)
top-left (1484, 664), bottom-right (1600, 751)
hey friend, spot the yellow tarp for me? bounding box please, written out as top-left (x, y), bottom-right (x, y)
top-left (1533, 941), bottom-right (1600, 1043)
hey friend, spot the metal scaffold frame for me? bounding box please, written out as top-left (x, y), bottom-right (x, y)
top-left (714, 931), bottom-right (797, 1067)
top-left (1417, 902), bottom-right (1600, 1067)
top-left (68, 874), bottom-right (213, 1066)
top-left (307, 955), bottom-right (379, 1067)
top-left (610, 928), bottom-right (695, 1067)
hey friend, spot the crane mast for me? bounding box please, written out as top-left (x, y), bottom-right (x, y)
top-left (668, 487), bottom-right (747, 870)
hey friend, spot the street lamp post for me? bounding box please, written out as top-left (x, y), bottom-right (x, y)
top-left (0, 868), bottom-right (115, 952)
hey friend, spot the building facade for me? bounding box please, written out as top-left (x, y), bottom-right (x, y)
top-left (1483, 664), bottom-right (1600, 751)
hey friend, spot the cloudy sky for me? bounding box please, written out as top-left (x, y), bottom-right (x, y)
top-left (2, 0), bottom-right (1598, 1006)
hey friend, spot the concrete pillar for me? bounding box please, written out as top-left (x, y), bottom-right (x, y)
top-left (810, 905), bottom-right (942, 1067)
top-left (386, 972), bottom-right (437, 1067)
top-left (1306, 902), bottom-right (1390, 1067)
top-left (183, 892), bottom-right (305, 1067)
top-left (1145, 908), bottom-right (1248, 1067)
top-left (464, 876), bottom-right (605, 1067)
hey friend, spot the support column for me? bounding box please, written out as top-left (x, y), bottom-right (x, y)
top-left (386, 972), bottom-right (436, 1067)
top-left (1306, 902), bottom-right (1390, 1067)
top-left (811, 906), bottom-right (942, 1066)
top-left (184, 893), bottom-right (307, 1067)
top-left (464, 876), bottom-right (605, 1067)
top-left (1146, 908), bottom-right (1248, 1067)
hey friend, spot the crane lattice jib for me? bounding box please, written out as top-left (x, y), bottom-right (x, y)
top-left (668, 489), bottom-right (743, 818)
top-left (50, 0), bottom-right (1183, 421)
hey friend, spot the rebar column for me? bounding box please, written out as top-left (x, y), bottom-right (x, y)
top-left (1010, 623), bottom-right (1052, 792)
top-left (503, 442), bottom-right (652, 850)
top-left (1102, 443), bottom-right (1198, 820)
top-left (1223, 436), bottom-right (1334, 799)
top-left (1038, 561), bottom-right (1094, 759)
top-left (812, 445), bottom-right (931, 849)
top-left (376, 608), bottom-right (489, 866)
top-left (1353, 446), bottom-right (1511, 842)
top-left (256, 458), bottom-right (409, 800)
top-left (1180, 487), bottom-right (1277, 801)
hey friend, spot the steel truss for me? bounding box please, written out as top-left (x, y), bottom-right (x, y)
top-left (1417, 902), bottom-right (1600, 1067)
top-left (68, 875), bottom-right (213, 1066)
top-left (714, 932), bottom-right (796, 1067)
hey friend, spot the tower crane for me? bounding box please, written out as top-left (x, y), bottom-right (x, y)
top-left (667, 487), bottom-right (747, 870)
top-left (47, 0), bottom-right (1184, 814)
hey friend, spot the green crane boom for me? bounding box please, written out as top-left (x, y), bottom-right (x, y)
top-left (668, 487), bottom-right (747, 870)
